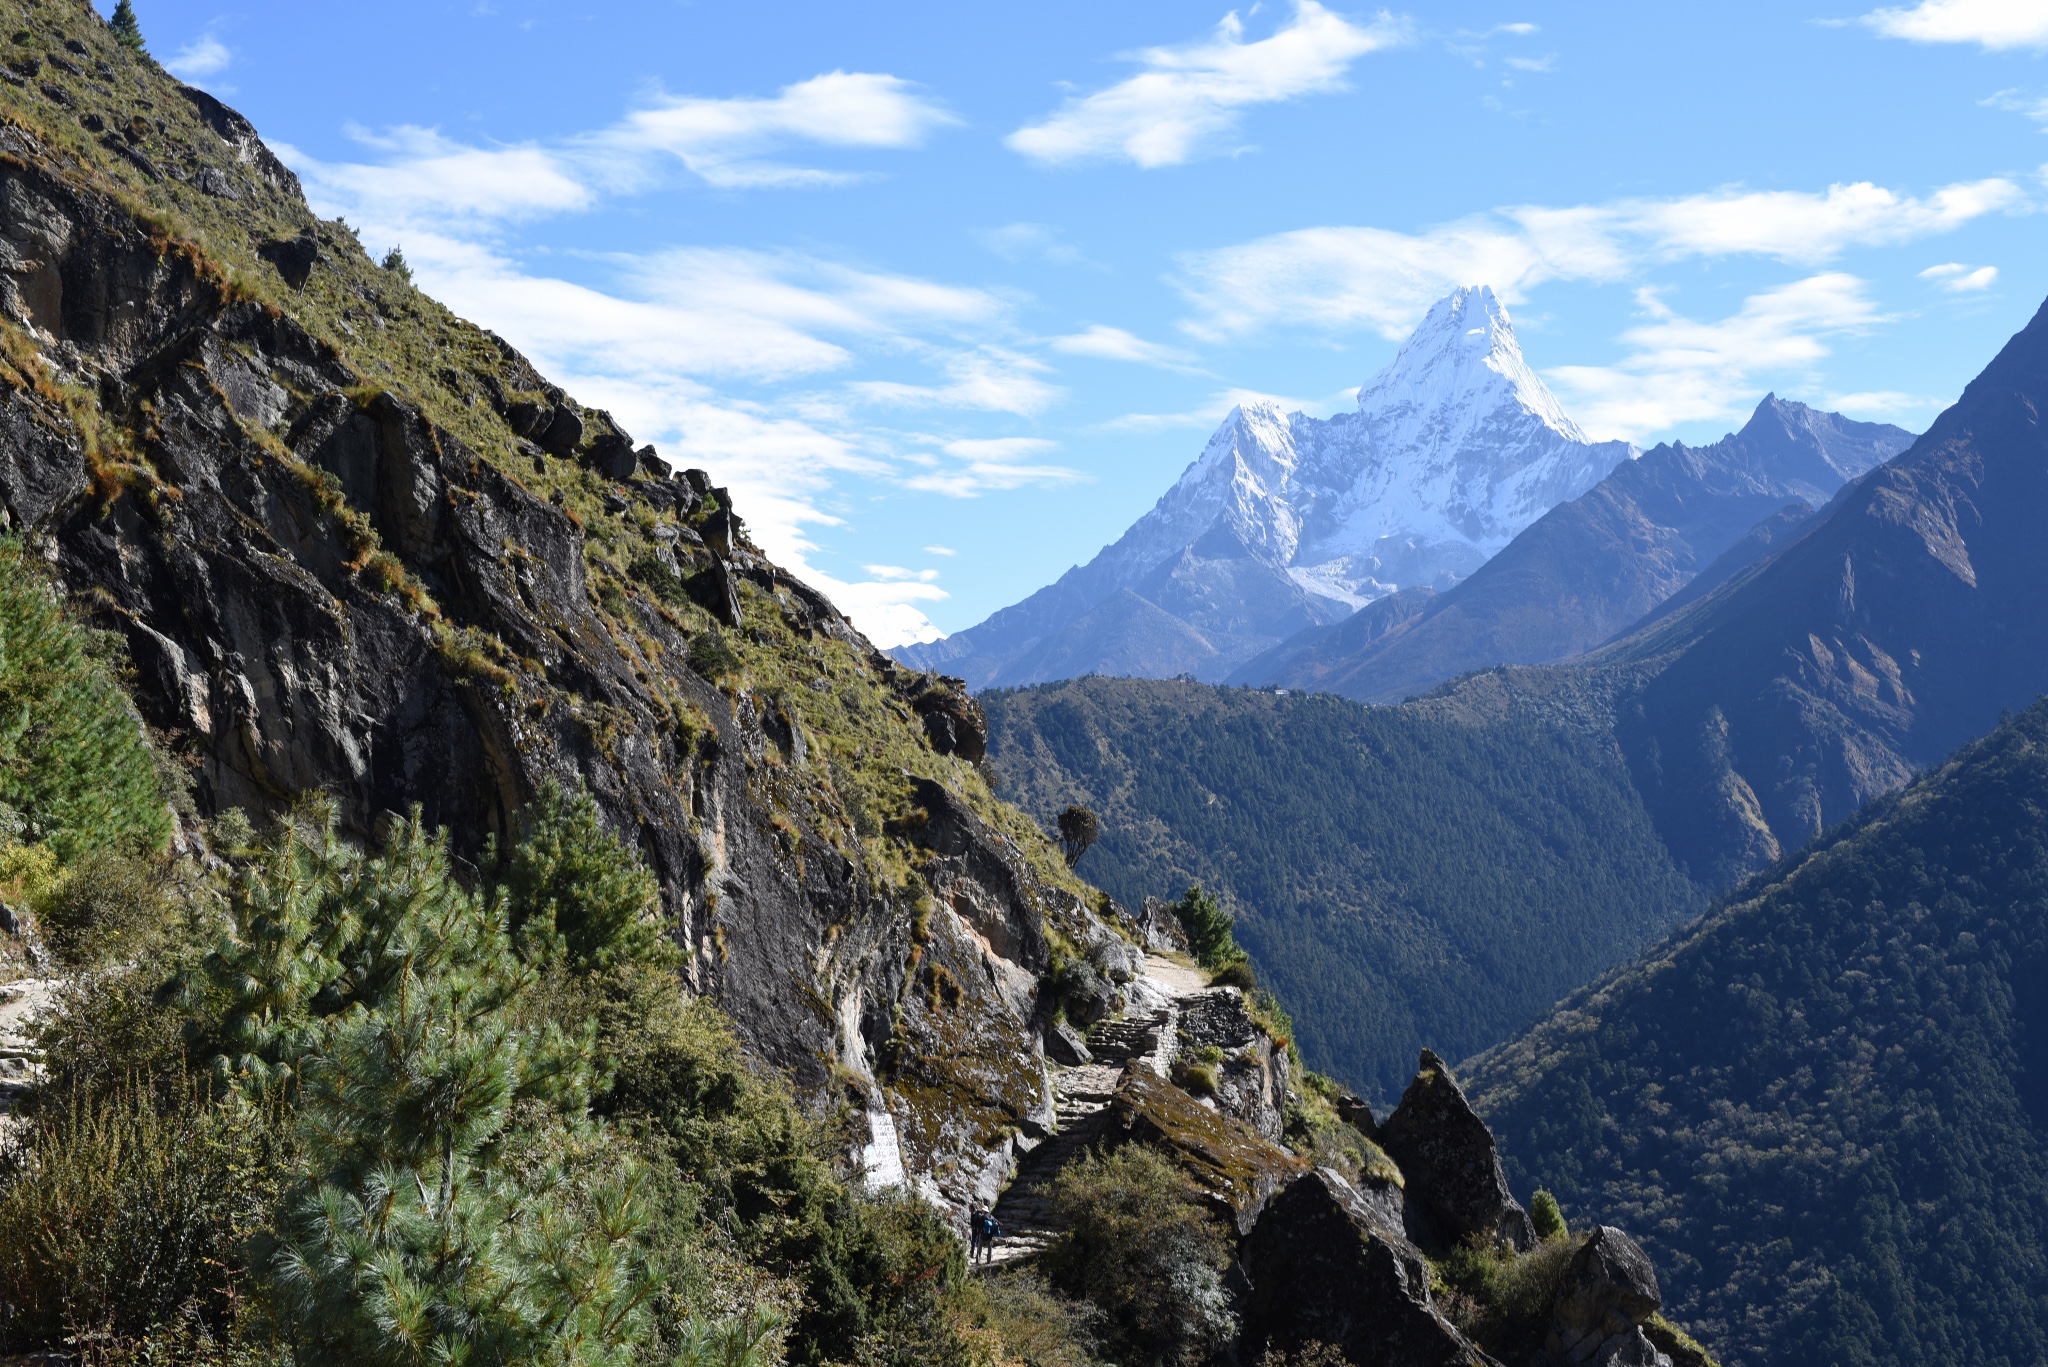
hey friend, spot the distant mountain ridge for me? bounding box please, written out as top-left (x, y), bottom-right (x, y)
top-left (898, 287), bottom-right (1633, 686)
top-left (1593, 292), bottom-right (2048, 884)
top-left (1471, 694), bottom-right (2048, 1367)
top-left (1232, 396), bottom-right (1913, 702)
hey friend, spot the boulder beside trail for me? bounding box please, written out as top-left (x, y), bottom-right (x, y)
top-left (1106, 1066), bottom-right (1303, 1234)
top-left (1242, 1168), bottom-right (1497, 1367)
top-left (1378, 1049), bottom-right (1537, 1252)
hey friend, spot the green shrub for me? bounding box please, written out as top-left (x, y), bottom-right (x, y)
top-left (33, 848), bottom-right (174, 969)
top-left (0, 540), bottom-right (169, 861)
top-left (1530, 1189), bottom-right (1565, 1241)
top-left (1436, 1234), bottom-right (1581, 1362)
top-left (1209, 960), bottom-right (1256, 990)
top-left (1043, 1144), bottom-right (1236, 1367)
top-left (109, 0), bottom-right (145, 52)
top-left (183, 803), bottom-right (656, 1366)
top-left (0, 1077), bottom-right (293, 1351)
top-left (951, 1268), bottom-right (1103, 1367)
top-left (689, 629), bottom-right (741, 681)
top-left (628, 552), bottom-right (690, 609)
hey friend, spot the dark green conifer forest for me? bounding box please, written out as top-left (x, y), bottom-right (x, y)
top-left (1469, 697), bottom-right (2048, 1367)
top-left (982, 676), bottom-right (1704, 1100)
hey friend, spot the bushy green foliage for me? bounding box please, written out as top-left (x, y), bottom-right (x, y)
top-left (1529, 1189), bottom-right (1565, 1241)
top-left (495, 780), bottom-right (670, 971)
top-left (950, 1269), bottom-right (1102, 1367)
top-left (1471, 696), bottom-right (2048, 1367)
top-left (32, 848), bottom-right (176, 968)
top-left (1043, 1144), bottom-right (1236, 1367)
top-left (0, 540), bottom-right (168, 861)
top-left (688, 629), bottom-right (741, 681)
top-left (582, 960), bottom-right (978, 1367)
top-left (1435, 1234), bottom-right (1581, 1362)
top-left (109, 0), bottom-right (144, 52)
top-left (174, 804), bottom-right (653, 1365)
top-left (1167, 884), bottom-right (1244, 973)
top-left (0, 1077), bottom-right (294, 1349)
top-left (982, 677), bottom-right (1703, 1100)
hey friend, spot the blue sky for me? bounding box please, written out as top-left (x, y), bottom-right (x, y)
top-left (126, 0), bottom-right (2047, 645)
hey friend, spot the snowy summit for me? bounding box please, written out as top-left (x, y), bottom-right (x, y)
top-left (896, 286), bottom-right (1634, 688)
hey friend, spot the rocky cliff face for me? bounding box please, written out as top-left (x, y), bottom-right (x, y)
top-left (0, 14), bottom-right (1718, 1365)
top-left (0, 0), bottom-right (1134, 1222)
top-left (898, 287), bottom-right (1632, 688)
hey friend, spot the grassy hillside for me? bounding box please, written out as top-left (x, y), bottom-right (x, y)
top-left (1469, 695), bottom-right (2048, 1367)
top-left (982, 677), bottom-right (1704, 1101)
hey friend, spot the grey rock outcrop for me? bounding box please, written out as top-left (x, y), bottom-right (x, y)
top-left (1242, 1168), bottom-right (1496, 1367)
top-left (1539, 1227), bottom-right (1671, 1367)
top-left (1379, 1049), bottom-right (1537, 1251)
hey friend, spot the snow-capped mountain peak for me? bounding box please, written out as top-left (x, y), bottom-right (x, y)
top-left (894, 286), bottom-right (1634, 688)
top-left (1356, 285), bottom-right (1587, 450)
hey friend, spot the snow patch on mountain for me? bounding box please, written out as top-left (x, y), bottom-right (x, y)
top-left (896, 286), bottom-right (1635, 688)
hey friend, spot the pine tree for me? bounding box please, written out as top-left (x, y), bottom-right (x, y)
top-left (381, 245), bottom-right (412, 281)
top-left (1169, 883), bottom-right (1244, 971)
top-left (494, 780), bottom-right (668, 971)
top-left (109, 0), bottom-right (145, 53)
top-left (193, 803), bottom-right (655, 1364)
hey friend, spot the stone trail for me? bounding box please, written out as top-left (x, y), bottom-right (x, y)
top-left (0, 976), bottom-right (56, 1142)
top-left (979, 954), bottom-right (1208, 1267)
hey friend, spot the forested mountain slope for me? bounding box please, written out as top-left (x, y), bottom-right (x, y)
top-left (1233, 396), bottom-right (1908, 703)
top-left (983, 676), bottom-right (1703, 1100)
top-left (1469, 695), bottom-right (2048, 1367)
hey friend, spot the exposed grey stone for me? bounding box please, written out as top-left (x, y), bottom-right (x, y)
top-left (1554, 1226), bottom-right (1662, 1341)
top-left (541, 403), bottom-right (584, 454)
top-left (1045, 1020), bottom-right (1092, 1066)
top-left (1243, 1168), bottom-right (1492, 1367)
top-left (1379, 1049), bottom-right (1537, 1251)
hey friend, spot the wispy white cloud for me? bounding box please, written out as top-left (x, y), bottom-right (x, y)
top-left (1920, 260), bottom-right (1999, 290)
top-left (850, 349), bottom-right (1063, 415)
top-left (586, 72), bottom-right (956, 189)
top-left (1826, 389), bottom-right (1948, 416)
top-left (1093, 384), bottom-right (1354, 433)
top-left (903, 437), bottom-right (1086, 498)
top-left (976, 222), bottom-right (1090, 265)
top-left (1175, 176), bottom-right (2027, 340)
top-left (1544, 274), bottom-right (1885, 439)
top-left (284, 129), bottom-right (591, 227)
top-left (1985, 88), bottom-right (2048, 127)
top-left (284, 69), bottom-right (950, 230)
top-left (1050, 324), bottom-right (1199, 368)
top-left (923, 545), bottom-right (957, 556)
top-left (1503, 54), bottom-right (1556, 72)
top-left (165, 33), bottom-right (231, 82)
top-left (1008, 1), bottom-right (1409, 168)
top-left (1862, 0), bottom-right (2048, 50)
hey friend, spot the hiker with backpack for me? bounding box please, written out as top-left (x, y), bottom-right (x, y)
top-left (971, 1204), bottom-right (1000, 1263)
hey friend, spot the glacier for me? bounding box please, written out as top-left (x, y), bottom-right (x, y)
top-left (896, 286), bottom-right (1635, 688)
